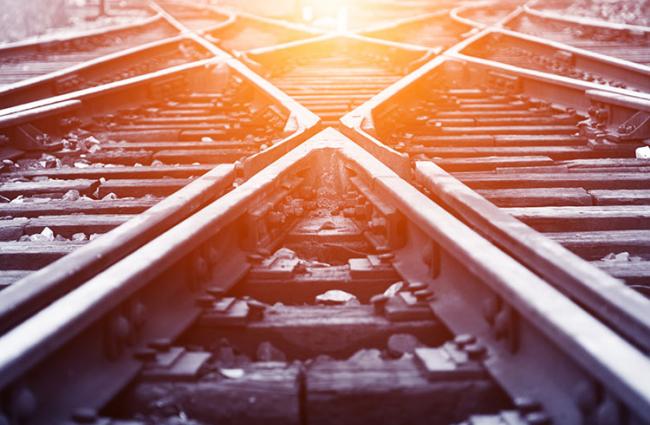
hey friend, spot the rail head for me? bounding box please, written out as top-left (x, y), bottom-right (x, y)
top-left (447, 52), bottom-right (650, 101)
top-left (0, 164), bottom-right (236, 335)
top-left (0, 56), bottom-right (223, 118)
top-left (0, 54), bottom-right (316, 134)
top-left (414, 160), bottom-right (650, 353)
top-left (587, 89), bottom-right (650, 113)
top-left (0, 129), bottom-right (648, 423)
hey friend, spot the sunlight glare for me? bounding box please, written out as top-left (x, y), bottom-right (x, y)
top-left (301, 0), bottom-right (351, 31)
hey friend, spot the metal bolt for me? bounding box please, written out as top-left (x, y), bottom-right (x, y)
top-left (207, 286), bottom-right (226, 299)
top-left (194, 255), bottom-right (208, 276)
top-left (573, 380), bottom-right (598, 414)
top-left (494, 309), bottom-right (510, 339)
top-left (355, 205), bottom-right (368, 218)
top-left (343, 207), bottom-right (356, 217)
top-left (148, 338), bottom-right (172, 352)
top-left (454, 334), bottom-right (476, 348)
top-left (515, 397), bottom-right (541, 414)
top-left (595, 397), bottom-right (621, 425)
top-left (247, 254), bottom-right (264, 265)
top-left (71, 408), bottom-right (98, 424)
top-left (247, 300), bottom-right (266, 320)
top-left (465, 343), bottom-right (487, 360)
top-left (370, 294), bottom-right (389, 314)
top-left (129, 300), bottom-right (146, 329)
top-left (525, 412), bottom-right (551, 425)
top-left (111, 314), bottom-right (131, 340)
top-left (134, 348), bottom-right (157, 362)
top-left (10, 387), bottom-right (37, 421)
top-left (414, 289), bottom-right (434, 302)
top-left (407, 282), bottom-right (427, 292)
top-left (207, 245), bottom-right (220, 264)
top-left (379, 253), bottom-right (395, 263)
top-left (196, 295), bottom-right (216, 309)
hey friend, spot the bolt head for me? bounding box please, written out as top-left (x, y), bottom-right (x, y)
top-left (247, 254), bottom-right (264, 264)
top-left (10, 387), bottom-right (36, 420)
top-left (454, 334), bottom-right (476, 348)
top-left (414, 289), bottom-right (434, 301)
top-left (574, 380), bottom-right (598, 413)
top-left (378, 253), bottom-right (395, 263)
top-left (196, 294), bottom-right (216, 309)
top-left (247, 300), bottom-right (266, 319)
top-left (111, 315), bottom-right (131, 340)
top-left (148, 338), bottom-right (172, 352)
top-left (207, 286), bottom-right (226, 299)
top-left (525, 412), bottom-right (551, 425)
top-left (71, 408), bottom-right (98, 424)
top-left (494, 309), bottom-right (510, 338)
top-left (134, 348), bottom-right (157, 362)
top-left (514, 397), bottom-right (541, 414)
top-left (194, 256), bottom-right (208, 277)
top-left (465, 343), bottom-right (487, 360)
top-left (370, 294), bottom-right (389, 314)
top-left (407, 282), bottom-right (427, 292)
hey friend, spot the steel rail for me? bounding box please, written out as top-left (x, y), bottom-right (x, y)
top-left (0, 35), bottom-right (209, 108)
top-left (201, 1), bottom-right (325, 38)
top-left (240, 32), bottom-right (432, 77)
top-left (0, 164), bottom-right (235, 335)
top-left (0, 56), bottom-right (319, 181)
top-left (441, 15), bottom-right (650, 100)
top-left (0, 12), bottom-right (167, 54)
top-left (524, 0), bottom-right (650, 34)
top-left (148, 0), bottom-right (231, 58)
top-left (0, 130), bottom-right (648, 424)
top-left (0, 50), bottom-right (317, 336)
top-left (341, 54), bottom-right (650, 354)
top-left (483, 26), bottom-right (650, 76)
top-left (149, 0), bottom-right (321, 177)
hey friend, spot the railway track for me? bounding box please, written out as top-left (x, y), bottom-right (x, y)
top-left (529, 0), bottom-right (650, 28)
top-left (0, 56), bottom-right (317, 330)
top-left (1, 129), bottom-right (649, 425)
top-left (359, 10), bottom-right (477, 51)
top-left (0, 13), bottom-right (179, 91)
top-left (0, 36), bottom-right (213, 109)
top-left (243, 35), bottom-right (432, 127)
top-left (343, 51), bottom-right (650, 346)
top-left (0, 1), bottom-right (648, 424)
top-left (202, 11), bottom-right (322, 54)
top-left (504, 4), bottom-right (650, 66)
top-left (454, 27), bottom-right (650, 93)
top-left (452, 1), bottom-right (524, 27)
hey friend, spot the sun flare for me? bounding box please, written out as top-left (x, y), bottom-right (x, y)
top-left (299, 0), bottom-right (350, 31)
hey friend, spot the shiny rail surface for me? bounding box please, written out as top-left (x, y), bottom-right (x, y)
top-left (0, 1), bottom-right (648, 424)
